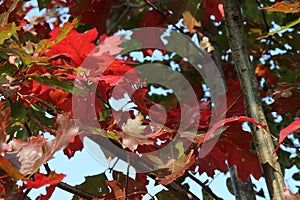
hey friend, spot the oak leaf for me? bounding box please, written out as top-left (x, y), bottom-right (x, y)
top-left (260, 2), bottom-right (300, 13)
top-left (275, 118), bottom-right (300, 152)
top-left (24, 172), bottom-right (65, 189)
top-left (12, 114), bottom-right (80, 174)
top-left (45, 28), bottom-right (98, 66)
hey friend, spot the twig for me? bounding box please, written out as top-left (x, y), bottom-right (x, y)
top-left (23, 189), bottom-right (31, 197)
top-left (143, 0), bottom-right (167, 20)
top-left (43, 164), bottom-right (97, 200)
top-left (229, 166), bottom-right (256, 200)
top-left (255, 0), bottom-right (271, 53)
top-left (187, 172), bottom-right (222, 200)
top-left (108, 5), bottom-right (130, 35)
top-left (142, 0), bottom-right (183, 33)
top-left (112, 1), bottom-right (146, 9)
top-left (125, 153), bottom-right (130, 200)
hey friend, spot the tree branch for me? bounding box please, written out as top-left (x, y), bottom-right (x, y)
top-left (229, 166), bottom-right (256, 200)
top-left (186, 172), bottom-right (221, 200)
top-left (223, 0), bottom-right (285, 199)
top-left (44, 164), bottom-right (97, 199)
top-left (142, 0), bottom-right (183, 33)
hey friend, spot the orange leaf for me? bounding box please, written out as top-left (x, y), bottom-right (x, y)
top-left (182, 11), bottom-right (201, 33)
top-left (24, 172), bottom-right (65, 189)
top-left (0, 156), bottom-right (25, 180)
top-left (49, 89), bottom-right (69, 105)
top-left (260, 2), bottom-right (300, 13)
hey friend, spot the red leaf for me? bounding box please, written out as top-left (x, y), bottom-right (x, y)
top-left (63, 135), bottom-right (83, 158)
top-left (197, 116), bottom-right (269, 146)
top-left (18, 80), bottom-right (51, 106)
top-left (197, 123), bottom-right (262, 181)
top-left (275, 118), bottom-right (300, 152)
top-left (37, 184), bottom-right (57, 200)
top-left (203, 0), bottom-right (224, 22)
top-left (196, 141), bottom-right (227, 177)
top-left (68, 0), bottom-right (114, 34)
top-left (271, 86), bottom-right (300, 116)
top-left (49, 89), bottom-right (70, 105)
top-left (222, 124), bottom-right (262, 181)
top-left (221, 79), bottom-right (245, 118)
top-left (139, 10), bottom-right (165, 27)
top-left (24, 172), bottom-right (65, 189)
top-left (45, 28), bottom-right (98, 66)
top-left (105, 180), bottom-right (124, 199)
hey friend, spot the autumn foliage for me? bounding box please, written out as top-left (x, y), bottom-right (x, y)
top-left (0, 0), bottom-right (299, 199)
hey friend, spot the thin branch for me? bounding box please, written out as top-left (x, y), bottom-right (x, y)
top-left (142, 0), bottom-right (184, 33)
top-left (24, 121), bottom-right (33, 137)
top-left (229, 166), bottom-right (256, 200)
top-left (168, 181), bottom-right (199, 200)
top-left (44, 164), bottom-right (97, 200)
top-left (187, 172), bottom-right (222, 200)
top-left (108, 6), bottom-right (130, 35)
top-left (112, 1), bottom-right (146, 9)
top-left (23, 189), bottom-right (31, 198)
top-left (143, 0), bottom-right (167, 20)
top-left (255, 0), bottom-right (271, 53)
top-left (125, 153), bottom-right (130, 200)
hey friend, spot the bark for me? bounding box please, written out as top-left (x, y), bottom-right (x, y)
top-left (202, 20), bottom-right (257, 199)
top-left (229, 166), bottom-right (256, 200)
top-left (222, 0), bottom-right (285, 199)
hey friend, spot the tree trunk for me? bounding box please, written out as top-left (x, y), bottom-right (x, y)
top-left (202, 20), bottom-right (257, 200)
top-left (222, 0), bottom-right (285, 199)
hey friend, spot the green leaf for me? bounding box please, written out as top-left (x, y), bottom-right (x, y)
top-left (0, 63), bottom-right (16, 82)
top-left (99, 109), bottom-right (111, 122)
top-left (0, 23), bottom-right (21, 45)
top-left (72, 174), bottom-right (109, 200)
top-left (33, 76), bottom-right (84, 95)
top-left (157, 188), bottom-right (191, 199)
top-left (259, 17), bottom-right (300, 39)
top-left (37, 0), bottom-right (51, 10)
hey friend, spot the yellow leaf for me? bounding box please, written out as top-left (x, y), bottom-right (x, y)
top-left (182, 11), bottom-right (201, 34)
top-left (0, 156), bottom-right (25, 180)
top-left (260, 2), bottom-right (300, 13)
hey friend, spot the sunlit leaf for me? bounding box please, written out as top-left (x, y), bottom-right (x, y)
top-left (260, 2), bottom-right (300, 13)
top-left (0, 23), bottom-right (21, 45)
top-left (275, 118), bottom-right (300, 152)
top-left (0, 156), bottom-right (24, 180)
